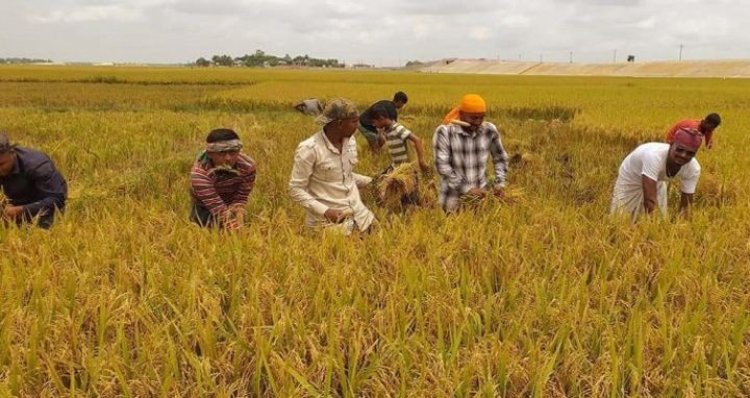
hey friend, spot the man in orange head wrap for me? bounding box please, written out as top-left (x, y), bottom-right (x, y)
top-left (433, 94), bottom-right (509, 213)
top-left (611, 128), bottom-right (702, 221)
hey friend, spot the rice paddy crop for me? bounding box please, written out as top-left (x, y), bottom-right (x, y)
top-left (1, 65), bottom-right (749, 396)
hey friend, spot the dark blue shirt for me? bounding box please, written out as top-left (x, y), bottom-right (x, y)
top-left (0, 147), bottom-right (67, 220)
top-left (359, 100), bottom-right (399, 132)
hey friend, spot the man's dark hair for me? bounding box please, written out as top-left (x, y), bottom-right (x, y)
top-left (369, 103), bottom-right (393, 121)
top-left (0, 132), bottom-right (16, 154)
top-left (704, 113), bottom-right (721, 126)
top-left (393, 91), bottom-right (408, 104)
top-left (206, 128), bottom-right (239, 143)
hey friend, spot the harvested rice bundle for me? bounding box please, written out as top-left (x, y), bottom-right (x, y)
top-left (459, 186), bottom-right (526, 207)
top-left (319, 208), bottom-right (356, 236)
top-left (378, 162), bottom-right (419, 209)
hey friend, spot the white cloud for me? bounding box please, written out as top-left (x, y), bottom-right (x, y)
top-left (3, 0), bottom-right (749, 64)
top-left (28, 5), bottom-right (144, 23)
top-left (470, 27), bottom-right (491, 41)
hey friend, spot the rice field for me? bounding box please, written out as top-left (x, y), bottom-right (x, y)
top-left (1, 65), bottom-right (749, 396)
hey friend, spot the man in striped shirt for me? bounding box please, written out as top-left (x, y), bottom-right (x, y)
top-left (359, 91), bottom-right (408, 152)
top-left (368, 102), bottom-right (429, 172)
top-left (433, 94), bottom-right (508, 213)
top-left (190, 128), bottom-right (256, 230)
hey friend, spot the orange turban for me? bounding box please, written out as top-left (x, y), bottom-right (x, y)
top-left (442, 94), bottom-right (487, 124)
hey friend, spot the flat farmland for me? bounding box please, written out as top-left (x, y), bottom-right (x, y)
top-left (1, 66), bottom-right (749, 396)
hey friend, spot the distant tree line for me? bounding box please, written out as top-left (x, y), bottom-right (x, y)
top-left (0, 58), bottom-right (53, 64)
top-left (195, 50), bottom-right (343, 68)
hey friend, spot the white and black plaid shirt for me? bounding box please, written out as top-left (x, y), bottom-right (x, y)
top-left (433, 122), bottom-right (508, 212)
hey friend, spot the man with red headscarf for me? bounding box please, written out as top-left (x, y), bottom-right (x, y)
top-left (433, 94), bottom-right (508, 213)
top-left (665, 113), bottom-right (721, 149)
top-left (611, 128), bottom-right (702, 220)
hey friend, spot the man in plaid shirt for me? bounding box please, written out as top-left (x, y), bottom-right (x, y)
top-left (433, 94), bottom-right (508, 213)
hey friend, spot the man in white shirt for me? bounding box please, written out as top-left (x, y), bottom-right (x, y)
top-left (610, 128), bottom-right (702, 220)
top-left (289, 98), bottom-right (375, 234)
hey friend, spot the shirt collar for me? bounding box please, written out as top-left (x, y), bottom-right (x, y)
top-left (455, 124), bottom-right (482, 138)
top-left (319, 130), bottom-right (348, 155)
top-left (9, 153), bottom-right (21, 175)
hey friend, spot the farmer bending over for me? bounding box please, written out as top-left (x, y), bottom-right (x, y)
top-left (294, 98), bottom-right (323, 116)
top-left (611, 128), bottom-right (701, 221)
top-left (666, 113), bottom-right (721, 149)
top-left (0, 133), bottom-right (67, 229)
top-left (359, 91), bottom-right (408, 152)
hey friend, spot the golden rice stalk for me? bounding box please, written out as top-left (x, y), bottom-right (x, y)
top-left (459, 186), bottom-right (526, 206)
top-left (500, 186), bottom-right (527, 204)
top-left (378, 162), bottom-right (419, 208)
top-left (509, 151), bottom-right (540, 169)
top-left (417, 178), bottom-right (439, 208)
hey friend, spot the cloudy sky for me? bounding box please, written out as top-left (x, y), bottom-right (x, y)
top-left (2, 0), bottom-right (747, 66)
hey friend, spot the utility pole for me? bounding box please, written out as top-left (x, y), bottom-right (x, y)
top-left (679, 44), bottom-right (683, 61)
top-left (569, 51), bottom-right (573, 63)
top-left (539, 53), bottom-right (543, 63)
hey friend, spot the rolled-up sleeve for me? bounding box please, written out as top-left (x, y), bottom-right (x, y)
top-left (289, 144), bottom-right (328, 217)
top-left (433, 126), bottom-right (470, 194)
top-left (489, 128), bottom-right (508, 188)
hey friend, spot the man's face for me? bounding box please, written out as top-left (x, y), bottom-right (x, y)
top-left (371, 116), bottom-right (393, 129)
top-left (460, 111), bottom-right (485, 131)
top-left (668, 143), bottom-right (697, 166)
top-left (207, 150), bottom-right (240, 167)
top-left (338, 116), bottom-right (360, 138)
top-left (394, 101), bottom-right (406, 110)
top-left (0, 152), bottom-right (16, 177)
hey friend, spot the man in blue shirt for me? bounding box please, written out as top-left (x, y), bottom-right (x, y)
top-left (0, 133), bottom-right (67, 228)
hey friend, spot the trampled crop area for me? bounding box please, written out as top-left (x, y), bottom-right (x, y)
top-left (1, 66), bottom-right (749, 396)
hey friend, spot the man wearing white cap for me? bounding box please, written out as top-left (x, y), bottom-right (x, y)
top-left (289, 98), bottom-right (375, 234)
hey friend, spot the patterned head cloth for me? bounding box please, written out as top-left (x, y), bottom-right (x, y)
top-left (206, 139), bottom-right (243, 153)
top-left (314, 98), bottom-right (359, 126)
top-left (673, 127), bottom-right (702, 151)
top-left (0, 133), bottom-right (17, 154)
